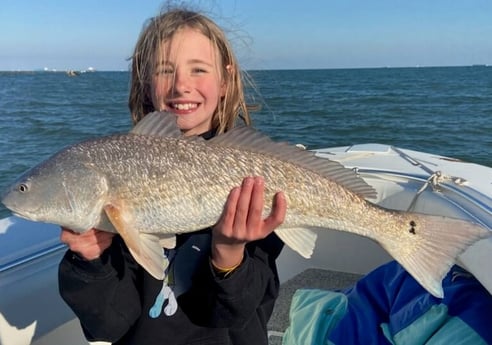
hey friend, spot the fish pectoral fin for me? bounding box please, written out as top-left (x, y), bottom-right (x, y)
top-left (274, 227), bottom-right (317, 258)
top-left (158, 235), bottom-right (177, 249)
top-left (104, 204), bottom-right (167, 280)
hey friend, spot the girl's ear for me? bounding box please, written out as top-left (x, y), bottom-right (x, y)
top-left (220, 64), bottom-right (233, 96)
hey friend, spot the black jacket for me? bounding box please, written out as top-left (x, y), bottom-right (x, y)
top-left (59, 230), bottom-right (283, 345)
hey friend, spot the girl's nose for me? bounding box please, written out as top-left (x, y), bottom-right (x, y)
top-left (173, 70), bottom-right (191, 94)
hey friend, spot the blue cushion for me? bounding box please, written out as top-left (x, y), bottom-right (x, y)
top-left (282, 262), bottom-right (492, 345)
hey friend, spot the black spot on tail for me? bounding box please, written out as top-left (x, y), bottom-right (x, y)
top-left (409, 220), bottom-right (417, 235)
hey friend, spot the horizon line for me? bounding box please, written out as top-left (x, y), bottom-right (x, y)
top-left (0, 64), bottom-right (490, 73)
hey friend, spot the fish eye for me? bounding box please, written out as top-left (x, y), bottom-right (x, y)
top-left (18, 183), bottom-right (29, 193)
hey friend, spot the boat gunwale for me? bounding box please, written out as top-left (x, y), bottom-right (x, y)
top-left (350, 167), bottom-right (492, 229)
top-left (0, 242), bottom-right (66, 273)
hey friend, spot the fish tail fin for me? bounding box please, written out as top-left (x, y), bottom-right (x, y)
top-left (385, 212), bottom-right (490, 298)
top-left (274, 227), bottom-right (318, 258)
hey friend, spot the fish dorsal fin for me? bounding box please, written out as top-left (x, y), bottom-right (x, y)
top-left (131, 111), bottom-right (376, 199)
top-left (131, 111), bottom-right (183, 138)
top-left (210, 126), bottom-right (377, 199)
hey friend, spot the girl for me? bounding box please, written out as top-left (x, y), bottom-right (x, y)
top-left (59, 7), bottom-right (286, 345)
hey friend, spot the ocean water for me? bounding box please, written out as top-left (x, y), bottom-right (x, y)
top-left (1, 66), bottom-right (491, 219)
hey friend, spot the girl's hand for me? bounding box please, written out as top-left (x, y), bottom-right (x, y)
top-left (211, 176), bottom-right (287, 269)
top-left (60, 227), bottom-right (115, 261)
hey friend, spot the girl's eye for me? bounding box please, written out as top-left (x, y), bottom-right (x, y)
top-left (192, 67), bottom-right (207, 74)
top-left (155, 67), bottom-right (174, 75)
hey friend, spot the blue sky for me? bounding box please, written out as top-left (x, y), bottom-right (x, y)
top-left (1, 0), bottom-right (491, 71)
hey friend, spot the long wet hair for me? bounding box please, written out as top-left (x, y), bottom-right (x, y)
top-left (128, 7), bottom-right (252, 133)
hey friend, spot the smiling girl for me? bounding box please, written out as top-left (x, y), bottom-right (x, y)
top-left (59, 6), bottom-right (286, 345)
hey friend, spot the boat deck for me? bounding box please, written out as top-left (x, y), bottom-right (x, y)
top-left (268, 268), bottom-right (362, 344)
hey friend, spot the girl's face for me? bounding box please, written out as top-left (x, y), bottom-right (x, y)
top-left (151, 27), bottom-right (226, 136)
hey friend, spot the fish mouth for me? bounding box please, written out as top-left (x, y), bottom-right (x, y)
top-left (11, 211), bottom-right (28, 220)
top-left (9, 209), bottom-right (46, 223)
top-left (2, 198), bottom-right (39, 221)
top-left (6, 205), bottom-right (29, 219)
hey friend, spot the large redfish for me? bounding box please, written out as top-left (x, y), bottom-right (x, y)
top-left (2, 111), bottom-right (489, 297)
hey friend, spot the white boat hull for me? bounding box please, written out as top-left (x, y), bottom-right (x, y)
top-left (309, 144), bottom-right (492, 293)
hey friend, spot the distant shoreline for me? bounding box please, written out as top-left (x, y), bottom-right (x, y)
top-left (0, 64), bottom-right (490, 73)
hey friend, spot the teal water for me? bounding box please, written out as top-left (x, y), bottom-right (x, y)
top-left (1, 66), bottom-right (491, 218)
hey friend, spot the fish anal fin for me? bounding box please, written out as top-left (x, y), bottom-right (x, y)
top-left (104, 203), bottom-right (167, 280)
top-left (274, 227), bottom-right (317, 259)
